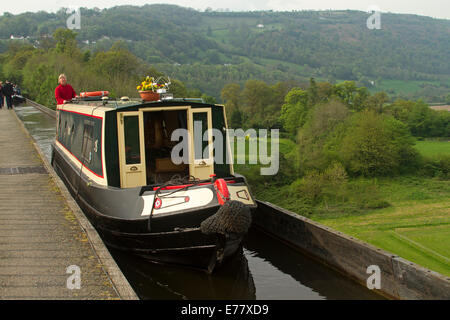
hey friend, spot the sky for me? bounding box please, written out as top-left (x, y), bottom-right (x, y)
top-left (0, 0), bottom-right (449, 20)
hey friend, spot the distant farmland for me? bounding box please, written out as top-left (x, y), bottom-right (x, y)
top-left (430, 105), bottom-right (450, 111)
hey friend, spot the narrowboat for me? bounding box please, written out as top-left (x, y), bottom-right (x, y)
top-left (51, 95), bottom-right (257, 273)
top-left (12, 94), bottom-right (26, 106)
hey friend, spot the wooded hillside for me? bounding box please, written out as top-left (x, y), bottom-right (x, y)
top-left (1, 5), bottom-right (449, 102)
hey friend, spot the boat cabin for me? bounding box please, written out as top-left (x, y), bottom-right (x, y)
top-left (55, 99), bottom-right (234, 189)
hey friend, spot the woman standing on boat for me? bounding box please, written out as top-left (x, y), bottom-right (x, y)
top-left (55, 74), bottom-right (76, 105)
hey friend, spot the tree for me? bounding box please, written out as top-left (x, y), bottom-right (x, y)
top-left (201, 94), bottom-right (216, 104)
top-left (339, 111), bottom-right (418, 177)
top-left (188, 88), bottom-right (202, 98)
top-left (307, 77), bottom-right (318, 107)
top-left (229, 107), bottom-right (243, 128)
top-left (39, 35), bottom-right (56, 51)
top-left (293, 99), bottom-right (350, 174)
top-left (53, 28), bottom-right (79, 58)
top-left (316, 81), bottom-right (333, 103)
top-left (367, 91), bottom-right (389, 113)
top-left (89, 43), bottom-right (141, 79)
top-left (352, 87), bottom-right (370, 111)
top-left (333, 81), bottom-right (358, 108)
top-left (82, 50), bottom-right (91, 62)
top-left (241, 80), bottom-right (272, 115)
top-left (406, 100), bottom-right (436, 137)
top-left (169, 79), bottom-right (188, 98)
top-left (279, 88), bottom-right (309, 137)
top-left (240, 80), bottom-right (274, 127)
top-left (2, 23), bottom-right (189, 106)
top-left (2, 48), bottom-right (34, 84)
top-left (221, 83), bottom-right (241, 115)
top-left (385, 99), bottom-right (449, 138)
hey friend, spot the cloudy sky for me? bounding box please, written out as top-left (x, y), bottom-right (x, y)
top-left (1, 0), bottom-right (449, 20)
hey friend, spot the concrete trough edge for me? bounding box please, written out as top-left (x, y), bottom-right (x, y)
top-left (13, 106), bottom-right (139, 300)
top-left (254, 200), bottom-right (450, 300)
top-left (25, 99), bottom-right (57, 119)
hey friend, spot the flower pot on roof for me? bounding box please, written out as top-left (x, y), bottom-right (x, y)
top-left (138, 90), bottom-right (160, 101)
top-left (137, 76), bottom-right (170, 102)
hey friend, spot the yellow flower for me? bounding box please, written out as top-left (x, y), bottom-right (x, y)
top-left (138, 76), bottom-right (168, 91)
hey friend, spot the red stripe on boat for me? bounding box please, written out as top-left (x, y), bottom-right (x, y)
top-left (152, 180), bottom-right (236, 191)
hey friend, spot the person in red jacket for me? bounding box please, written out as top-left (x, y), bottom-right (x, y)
top-left (55, 74), bottom-right (76, 105)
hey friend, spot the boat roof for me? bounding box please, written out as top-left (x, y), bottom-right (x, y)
top-left (61, 98), bottom-right (221, 113)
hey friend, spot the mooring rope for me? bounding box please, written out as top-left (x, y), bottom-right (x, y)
top-left (147, 174), bottom-right (201, 232)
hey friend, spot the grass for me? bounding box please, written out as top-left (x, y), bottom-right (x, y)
top-left (415, 140), bottom-right (450, 158)
top-left (373, 80), bottom-right (423, 94)
top-left (313, 183), bottom-right (450, 276)
top-left (233, 137), bottom-right (295, 163)
top-left (239, 138), bottom-right (450, 276)
top-left (371, 79), bottom-right (449, 95)
top-left (311, 173), bottom-right (450, 276)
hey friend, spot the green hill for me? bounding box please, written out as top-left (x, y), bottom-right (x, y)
top-left (1, 4), bottom-right (449, 101)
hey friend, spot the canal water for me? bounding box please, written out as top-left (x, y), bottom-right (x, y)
top-left (15, 105), bottom-right (384, 300)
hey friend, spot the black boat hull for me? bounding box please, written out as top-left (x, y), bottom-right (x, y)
top-left (51, 143), bottom-right (250, 272)
top-left (97, 227), bottom-right (243, 273)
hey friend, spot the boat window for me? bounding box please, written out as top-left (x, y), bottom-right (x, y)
top-left (124, 116), bottom-right (141, 165)
top-left (58, 113), bottom-right (61, 135)
top-left (56, 110), bottom-right (103, 178)
top-left (193, 112), bottom-right (209, 160)
top-left (70, 123), bottom-right (76, 145)
top-left (82, 121), bottom-right (94, 164)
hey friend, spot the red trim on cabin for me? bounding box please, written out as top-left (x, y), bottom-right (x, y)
top-left (152, 180), bottom-right (236, 191)
top-left (153, 183), bottom-right (210, 191)
top-left (56, 109), bottom-right (105, 179)
top-left (57, 108), bottom-right (103, 120)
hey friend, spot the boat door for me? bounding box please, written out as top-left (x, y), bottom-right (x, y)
top-left (189, 108), bottom-right (214, 180)
top-left (117, 112), bottom-right (147, 188)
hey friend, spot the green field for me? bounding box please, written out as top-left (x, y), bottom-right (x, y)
top-left (239, 138), bottom-right (450, 276)
top-left (415, 140), bottom-right (450, 158)
top-left (315, 141), bottom-right (450, 276)
top-left (313, 177), bottom-right (450, 276)
top-left (370, 79), bottom-right (450, 94)
top-left (372, 80), bottom-right (425, 95)
top-left (233, 137), bottom-right (295, 162)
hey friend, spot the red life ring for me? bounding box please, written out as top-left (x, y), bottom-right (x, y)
top-left (214, 179), bottom-right (230, 205)
top-left (80, 91), bottom-right (109, 98)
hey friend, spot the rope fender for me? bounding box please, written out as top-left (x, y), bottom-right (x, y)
top-left (200, 200), bottom-right (252, 236)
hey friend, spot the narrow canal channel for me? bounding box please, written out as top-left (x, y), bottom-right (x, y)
top-left (15, 104), bottom-right (383, 300)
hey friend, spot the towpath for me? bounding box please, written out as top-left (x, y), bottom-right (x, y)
top-left (0, 108), bottom-right (134, 299)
